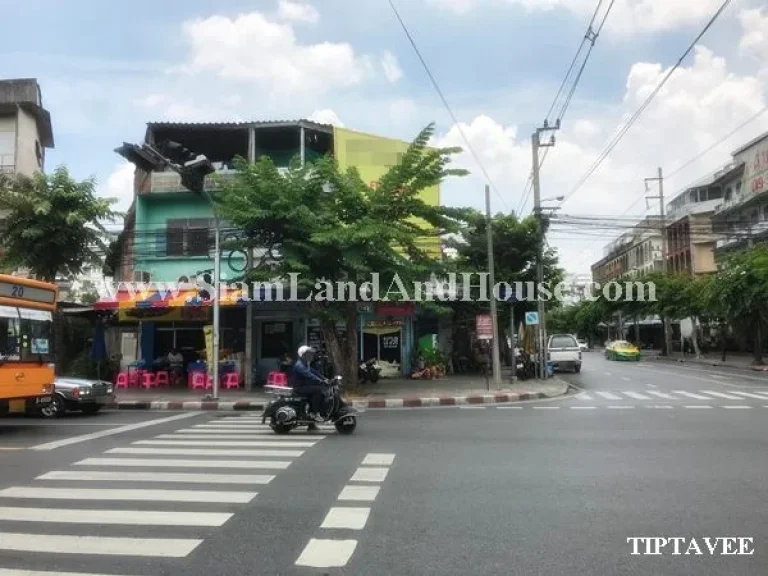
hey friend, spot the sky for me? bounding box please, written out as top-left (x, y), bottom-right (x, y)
top-left (2, 0), bottom-right (768, 275)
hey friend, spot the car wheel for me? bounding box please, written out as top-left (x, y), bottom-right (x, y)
top-left (40, 395), bottom-right (65, 418)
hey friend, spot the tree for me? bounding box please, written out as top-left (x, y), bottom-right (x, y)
top-left (103, 230), bottom-right (125, 278)
top-left (707, 246), bottom-right (768, 365)
top-left (0, 167), bottom-right (119, 281)
top-left (216, 123), bottom-right (468, 385)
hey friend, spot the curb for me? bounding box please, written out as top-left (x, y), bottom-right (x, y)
top-left (106, 381), bottom-right (569, 412)
top-left (648, 355), bottom-right (768, 373)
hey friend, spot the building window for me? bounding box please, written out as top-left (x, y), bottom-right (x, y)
top-left (35, 140), bottom-right (42, 168)
top-left (763, 205), bottom-right (768, 221)
top-left (164, 219), bottom-right (211, 257)
top-left (750, 210), bottom-right (759, 225)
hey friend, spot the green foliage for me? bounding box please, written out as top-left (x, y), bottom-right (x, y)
top-left (0, 167), bottom-right (120, 281)
top-left (103, 231), bottom-right (125, 278)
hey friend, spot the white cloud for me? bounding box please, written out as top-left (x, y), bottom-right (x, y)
top-left (137, 92), bottom-right (242, 122)
top-left (381, 51), bottom-right (403, 83)
top-left (101, 162), bottom-right (135, 212)
top-left (739, 8), bottom-right (768, 61)
top-left (434, 37), bottom-right (768, 274)
top-left (308, 109), bottom-right (345, 126)
top-left (426, 0), bottom-right (734, 34)
top-left (277, 0), bottom-right (320, 24)
top-left (179, 11), bottom-right (373, 94)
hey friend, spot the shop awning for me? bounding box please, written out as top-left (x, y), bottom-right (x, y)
top-left (93, 287), bottom-right (248, 311)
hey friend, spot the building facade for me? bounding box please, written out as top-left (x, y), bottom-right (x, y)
top-left (591, 218), bottom-right (663, 284)
top-left (110, 120), bottom-right (440, 380)
top-left (0, 79), bottom-right (53, 178)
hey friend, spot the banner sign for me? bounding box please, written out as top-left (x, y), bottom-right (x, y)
top-left (476, 314), bottom-right (493, 340)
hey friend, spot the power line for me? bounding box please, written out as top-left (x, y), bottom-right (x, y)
top-left (387, 0), bottom-right (509, 211)
top-left (561, 0), bottom-right (733, 207)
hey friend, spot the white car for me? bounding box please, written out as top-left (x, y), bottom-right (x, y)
top-left (548, 334), bottom-right (582, 373)
top-left (577, 339), bottom-right (588, 352)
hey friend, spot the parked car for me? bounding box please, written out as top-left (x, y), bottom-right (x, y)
top-left (577, 339), bottom-right (588, 352)
top-left (547, 334), bottom-right (582, 373)
top-left (605, 340), bottom-right (641, 361)
top-left (40, 377), bottom-right (115, 418)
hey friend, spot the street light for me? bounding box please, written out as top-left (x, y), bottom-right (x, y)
top-left (542, 195), bottom-right (565, 203)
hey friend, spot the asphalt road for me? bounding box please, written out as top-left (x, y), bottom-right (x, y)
top-left (0, 354), bottom-right (766, 575)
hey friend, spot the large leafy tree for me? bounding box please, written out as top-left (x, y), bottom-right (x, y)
top-left (0, 167), bottom-right (119, 282)
top-left (216, 123), bottom-right (468, 384)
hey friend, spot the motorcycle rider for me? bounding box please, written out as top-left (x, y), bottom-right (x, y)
top-left (293, 345), bottom-right (327, 422)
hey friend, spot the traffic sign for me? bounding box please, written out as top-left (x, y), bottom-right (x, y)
top-left (525, 311), bottom-right (539, 325)
top-left (476, 314), bottom-right (493, 340)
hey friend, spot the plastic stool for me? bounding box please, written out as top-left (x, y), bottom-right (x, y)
top-left (266, 370), bottom-right (288, 387)
top-left (115, 372), bottom-right (130, 389)
top-left (141, 372), bottom-right (157, 389)
top-left (223, 372), bottom-right (240, 389)
top-left (155, 371), bottom-right (169, 387)
top-left (191, 372), bottom-right (207, 390)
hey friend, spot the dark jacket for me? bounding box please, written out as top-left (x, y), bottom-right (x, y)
top-left (293, 359), bottom-right (326, 388)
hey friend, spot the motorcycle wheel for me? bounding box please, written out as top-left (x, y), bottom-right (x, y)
top-left (369, 372), bottom-right (379, 383)
top-left (270, 420), bottom-right (292, 435)
top-left (335, 418), bottom-right (356, 435)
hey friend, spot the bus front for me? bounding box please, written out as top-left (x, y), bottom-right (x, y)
top-left (0, 276), bottom-right (57, 416)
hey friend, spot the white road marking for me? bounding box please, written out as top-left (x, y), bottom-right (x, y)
top-left (74, 457), bottom-right (290, 470)
top-left (37, 470), bottom-right (274, 485)
top-left (603, 372), bottom-right (612, 376)
top-left (134, 439), bottom-right (315, 448)
top-left (361, 453), bottom-right (395, 466)
top-left (684, 405), bottom-right (712, 409)
top-left (108, 447), bottom-right (304, 458)
top-left (646, 390), bottom-right (676, 400)
top-left (533, 406), bottom-right (560, 410)
top-left (0, 570), bottom-right (137, 576)
top-left (623, 392), bottom-right (651, 400)
top-left (700, 390), bottom-right (744, 400)
top-left (570, 406), bottom-right (596, 410)
top-left (711, 374), bottom-right (729, 380)
top-left (0, 487), bottom-right (257, 504)
top-left (576, 393), bottom-right (593, 400)
top-left (621, 377), bottom-right (631, 382)
top-left (644, 405), bottom-right (673, 409)
top-left (29, 413), bottom-right (200, 451)
top-left (170, 429), bottom-right (310, 435)
top-left (495, 406), bottom-right (523, 410)
top-left (350, 467), bottom-right (389, 483)
top-left (721, 405), bottom-right (752, 409)
top-left (320, 507), bottom-right (370, 530)
top-left (295, 538), bottom-right (357, 568)
top-left (673, 390), bottom-right (711, 400)
top-left (727, 391), bottom-right (768, 400)
top-left (459, 406), bottom-right (485, 410)
top-left (595, 392), bottom-right (621, 400)
top-left (0, 506), bottom-right (231, 526)
top-left (646, 383), bottom-right (657, 387)
top-left (0, 533), bottom-right (202, 557)
top-left (338, 485), bottom-right (380, 502)
top-left (606, 406), bottom-right (635, 409)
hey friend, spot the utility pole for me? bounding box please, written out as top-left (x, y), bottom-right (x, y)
top-left (244, 247), bottom-right (254, 391)
top-left (485, 184), bottom-right (502, 390)
top-left (645, 166), bottom-right (670, 356)
top-left (531, 122), bottom-right (558, 380)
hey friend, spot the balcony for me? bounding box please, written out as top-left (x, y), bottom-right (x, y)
top-left (145, 170), bottom-right (240, 194)
top-left (0, 165), bottom-right (14, 177)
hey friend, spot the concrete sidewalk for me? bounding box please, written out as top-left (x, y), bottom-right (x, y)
top-left (646, 352), bottom-right (768, 372)
top-left (108, 376), bottom-right (569, 411)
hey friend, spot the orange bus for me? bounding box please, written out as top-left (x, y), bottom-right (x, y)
top-left (0, 275), bottom-right (57, 416)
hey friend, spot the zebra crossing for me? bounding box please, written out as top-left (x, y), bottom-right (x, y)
top-left (0, 415), bottom-right (331, 575)
top-left (573, 389), bottom-right (768, 403)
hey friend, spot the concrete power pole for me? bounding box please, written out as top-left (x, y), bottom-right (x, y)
top-left (485, 184), bottom-right (502, 390)
top-left (531, 123), bottom-right (558, 379)
top-left (244, 247), bottom-right (254, 391)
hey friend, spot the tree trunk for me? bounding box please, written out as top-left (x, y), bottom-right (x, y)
top-left (634, 316), bottom-right (640, 345)
top-left (319, 303), bottom-right (359, 389)
top-left (753, 322), bottom-right (764, 366)
top-left (690, 317), bottom-right (701, 358)
top-left (662, 316), bottom-right (673, 357)
top-left (721, 324), bottom-right (728, 362)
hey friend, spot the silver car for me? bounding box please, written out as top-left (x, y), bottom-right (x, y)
top-left (40, 377), bottom-right (115, 417)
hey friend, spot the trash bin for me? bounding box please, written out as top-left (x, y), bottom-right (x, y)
top-left (546, 361), bottom-right (554, 378)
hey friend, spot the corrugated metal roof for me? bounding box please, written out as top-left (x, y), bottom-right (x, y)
top-left (146, 119), bottom-right (332, 130)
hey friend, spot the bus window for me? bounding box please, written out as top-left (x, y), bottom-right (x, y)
top-left (0, 305), bottom-right (21, 361)
top-left (18, 308), bottom-right (53, 361)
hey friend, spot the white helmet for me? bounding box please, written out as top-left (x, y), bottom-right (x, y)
top-left (297, 345), bottom-right (315, 358)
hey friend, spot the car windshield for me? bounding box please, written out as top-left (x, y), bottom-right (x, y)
top-left (0, 305), bottom-right (53, 362)
top-left (613, 341), bottom-right (632, 348)
top-left (550, 336), bottom-right (577, 348)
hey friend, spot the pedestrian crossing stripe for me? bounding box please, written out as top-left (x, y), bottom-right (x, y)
top-left (574, 390), bottom-right (768, 402)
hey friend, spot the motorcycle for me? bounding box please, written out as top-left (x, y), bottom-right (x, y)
top-left (358, 358), bottom-right (381, 384)
top-left (261, 375), bottom-right (358, 435)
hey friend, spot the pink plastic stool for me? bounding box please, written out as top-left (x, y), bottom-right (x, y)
top-left (141, 372), bottom-right (157, 389)
top-left (205, 374), bottom-right (213, 390)
top-left (191, 372), bottom-right (207, 390)
top-left (266, 371), bottom-right (288, 387)
top-left (116, 372), bottom-right (130, 389)
top-left (129, 370), bottom-right (140, 388)
top-left (155, 371), bottom-right (169, 387)
top-left (223, 372), bottom-right (240, 389)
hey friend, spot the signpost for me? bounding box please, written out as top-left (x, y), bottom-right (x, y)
top-left (525, 312), bottom-right (541, 379)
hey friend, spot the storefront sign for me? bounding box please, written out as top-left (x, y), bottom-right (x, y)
top-left (118, 307), bottom-right (211, 323)
top-left (375, 302), bottom-right (414, 317)
top-left (476, 314), bottom-right (493, 340)
top-left (203, 325), bottom-right (213, 365)
top-left (366, 318), bottom-right (403, 329)
top-left (735, 136), bottom-right (768, 199)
